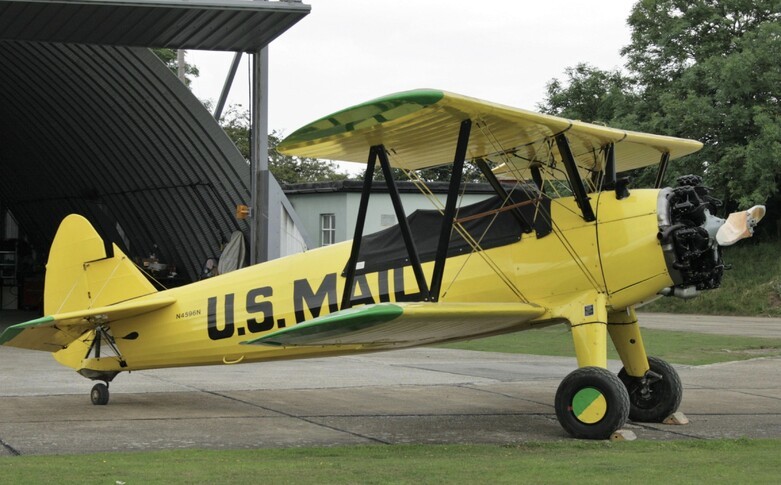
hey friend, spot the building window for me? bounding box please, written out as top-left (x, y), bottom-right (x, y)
top-left (320, 213), bottom-right (336, 246)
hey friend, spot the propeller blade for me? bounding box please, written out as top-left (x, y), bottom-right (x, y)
top-left (716, 205), bottom-right (766, 246)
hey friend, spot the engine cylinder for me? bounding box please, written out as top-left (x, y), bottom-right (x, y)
top-left (657, 176), bottom-right (724, 294)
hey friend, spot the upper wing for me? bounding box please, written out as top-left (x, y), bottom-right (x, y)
top-left (0, 297), bottom-right (176, 352)
top-left (242, 301), bottom-right (546, 348)
top-left (277, 89), bottom-right (702, 174)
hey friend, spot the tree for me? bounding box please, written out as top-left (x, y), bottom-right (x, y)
top-left (220, 106), bottom-right (349, 184)
top-left (539, 63), bottom-right (637, 127)
top-left (541, 0), bottom-right (781, 209)
top-left (369, 163), bottom-right (485, 184)
top-left (152, 48), bottom-right (200, 86)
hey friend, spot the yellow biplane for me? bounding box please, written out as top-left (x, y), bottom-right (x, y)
top-left (0, 89), bottom-right (765, 440)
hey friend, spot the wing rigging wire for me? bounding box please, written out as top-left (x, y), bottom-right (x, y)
top-left (489, 133), bottom-right (603, 291)
top-left (389, 152), bottom-right (529, 303)
top-left (385, 117), bottom-right (610, 300)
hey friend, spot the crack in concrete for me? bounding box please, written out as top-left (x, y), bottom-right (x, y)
top-left (200, 390), bottom-right (392, 445)
top-left (0, 437), bottom-right (21, 456)
top-left (458, 383), bottom-right (554, 408)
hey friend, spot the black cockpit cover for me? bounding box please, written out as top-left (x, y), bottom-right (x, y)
top-left (350, 189), bottom-right (552, 275)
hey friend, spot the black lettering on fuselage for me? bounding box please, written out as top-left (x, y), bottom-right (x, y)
top-left (246, 286), bottom-right (274, 333)
top-left (377, 270), bottom-right (391, 303)
top-left (176, 309), bottom-right (202, 319)
top-left (350, 274), bottom-right (376, 306)
top-left (207, 294), bottom-right (235, 340)
top-left (294, 273), bottom-right (339, 323)
top-left (393, 267), bottom-right (422, 301)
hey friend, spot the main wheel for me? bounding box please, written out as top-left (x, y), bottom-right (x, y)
top-left (554, 367), bottom-right (630, 440)
top-left (618, 356), bottom-right (682, 422)
top-left (90, 383), bottom-right (110, 405)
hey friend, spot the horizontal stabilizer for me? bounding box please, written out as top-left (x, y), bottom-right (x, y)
top-left (0, 297), bottom-right (176, 352)
top-left (243, 302), bottom-right (546, 348)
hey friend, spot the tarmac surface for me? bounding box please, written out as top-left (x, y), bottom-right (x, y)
top-left (0, 311), bottom-right (779, 456)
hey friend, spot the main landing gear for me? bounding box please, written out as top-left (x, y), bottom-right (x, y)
top-left (619, 356), bottom-right (682, 422)
top-left (90, 382), bottom-right (110, 405)
top-left (554, 356), bottom-right (682, 439)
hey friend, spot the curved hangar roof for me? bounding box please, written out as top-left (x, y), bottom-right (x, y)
top-left (0, 0), bottom-right (310, 282)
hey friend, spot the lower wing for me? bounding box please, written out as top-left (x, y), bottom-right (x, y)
top-left (243, 302), bottom-right (546, 349)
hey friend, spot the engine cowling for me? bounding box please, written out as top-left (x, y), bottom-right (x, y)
top-left (657, 175), bottom-right (725, 298)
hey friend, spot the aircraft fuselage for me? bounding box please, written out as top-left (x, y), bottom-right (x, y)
top-left (54, 188), bottom-right (672, 377)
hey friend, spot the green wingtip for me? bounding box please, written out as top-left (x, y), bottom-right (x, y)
top-left (279, 89), bottom-right (445, 148)
top-left (0, 315), bottom-right (54, 345)
top-left (242, 303), bottom-right (404, 346)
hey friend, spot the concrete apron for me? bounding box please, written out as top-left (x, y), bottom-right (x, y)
top-left (0, 343), bottom-right (779, 455)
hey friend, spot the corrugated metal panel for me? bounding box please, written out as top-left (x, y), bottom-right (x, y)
top-left (0, 41), bottom-right (254, 281)
top-left (0, 0), bottom-right (310, 52)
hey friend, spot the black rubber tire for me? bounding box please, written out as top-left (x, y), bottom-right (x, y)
top-left (90, 383), bottom-right (110, 405)
top-left (618, 356), bottom-right (682, 422)
top-left (554, 367), bottom-right (630, 440)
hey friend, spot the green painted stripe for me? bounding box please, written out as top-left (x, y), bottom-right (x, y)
top-left (578, 393), bottom-right (608, 424)
top-left (0, 316), bottom-right (55, 345)
top-left (243, 303), bottom-right (404, 346)
top-left (279, 89), bottom-right (445, 147)
top-left (572, 387), bottom-right (602, 417)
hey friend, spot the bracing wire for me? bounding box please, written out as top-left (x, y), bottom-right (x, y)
top-left (392, 154), bottom-right (529, 302)
top-left (490, 136), bottom-right (603, 291)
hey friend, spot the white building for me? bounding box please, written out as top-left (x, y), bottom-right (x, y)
top-left (284, 181), bottom-right (495, 248)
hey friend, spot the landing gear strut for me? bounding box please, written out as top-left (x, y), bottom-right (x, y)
top-left (618, 356), bottom-right (682, 422)
top-left (90, 382), bottom-right (110, 405)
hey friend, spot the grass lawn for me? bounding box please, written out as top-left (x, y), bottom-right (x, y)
top-left (439, 325), bottom-right (781, 365)
top-left (2, 440), bottom-right (780, 484)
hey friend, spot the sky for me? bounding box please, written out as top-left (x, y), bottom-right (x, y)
top-left (188, 0), bottom-right (635, 166)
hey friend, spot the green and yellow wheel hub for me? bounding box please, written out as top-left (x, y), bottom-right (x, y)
top-left (570, 387), bottom-right (608, 424)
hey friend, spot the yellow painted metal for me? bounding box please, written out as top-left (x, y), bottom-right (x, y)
top-left (2, 297), bottom-right (175, 352)
top-left (43, 214), bottom-right (156, 315)
top-left (607, 308), bottom-right (650, 377)
top-left (566, 292), bottom-right (609, 368)
top-left (572, 323), bottom-right (608, 368)
top-left (278, 89), bottom-right (703, 176)
top-left (0, 90), bottom-right (703, 389)
top-left (597, 190), bottom-right (674, 306)
top-left (3, 188), bottom-right (674, 380)
top-left (574, 389), bottom-right (608, 424)
top-left (250, 301), bottom-right (546, 347)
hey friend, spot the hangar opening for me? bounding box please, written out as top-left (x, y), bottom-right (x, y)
top-left (0, 0), bottom-right (311, 310)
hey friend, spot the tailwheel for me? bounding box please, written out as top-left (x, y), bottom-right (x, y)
top-left (90, 382), bottom-right (110, 405)
top-left (555, 367), bottom-right (630, 440)
top-left (618, 356), bottom-right (682, 422)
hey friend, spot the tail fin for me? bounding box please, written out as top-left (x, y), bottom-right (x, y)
top-left (44, 214), bottom-right (156, 315)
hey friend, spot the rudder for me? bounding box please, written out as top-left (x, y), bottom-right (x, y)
top-left (44, 214), bottom-right (156, 315)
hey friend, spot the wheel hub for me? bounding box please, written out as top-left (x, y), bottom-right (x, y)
top-left (571, 387), bottom-right (608, 424)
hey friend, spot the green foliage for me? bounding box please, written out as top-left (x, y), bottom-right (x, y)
top-left (151, 48), bottom-right (199, 86)
top-left (219, 105), bottom-right (251, 159)
top-left (644, 239), bottom-right (781, 316)
top-left (542, 1), bottom-right (781, 207)
top-left (368, 160), bottom-right (486, 184)
top-left (219, 106), bottom-right (348, 184)
top-left (3, 440), bottom-right (780, 484)
top-left (539, 63), bottom-right (637, 127)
